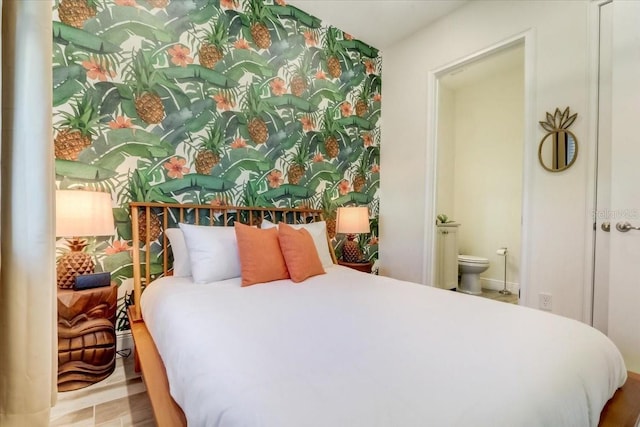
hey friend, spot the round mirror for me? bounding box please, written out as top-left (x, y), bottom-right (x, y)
top-left (538, 130), bottom-right (578, 172)
top-left (538, 107), bottom-right (578, 172)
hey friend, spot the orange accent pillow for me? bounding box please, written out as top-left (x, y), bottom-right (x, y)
top-left (234, 222), bottom-right (289, 286)
top-left (278, 223), bottom-right (326, 283)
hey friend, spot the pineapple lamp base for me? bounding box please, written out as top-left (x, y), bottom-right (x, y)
top-left (57, 238), bottom-right (95, 289)
top-left (342, 234), bottom-right (362, 263)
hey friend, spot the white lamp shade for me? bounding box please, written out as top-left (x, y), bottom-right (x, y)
top-left (56, 190), bottom-right (115, 237)
top-left (336, 206), bottom-right (370, 234)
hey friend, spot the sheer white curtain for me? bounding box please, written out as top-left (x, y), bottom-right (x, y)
top-left (0, 1), bottom-right (56, 426)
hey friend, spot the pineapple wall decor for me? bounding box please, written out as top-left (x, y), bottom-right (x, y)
top-left (53, 0), bottom-right (381, 330)
top-left (538, 107), bottom-right (578, 172)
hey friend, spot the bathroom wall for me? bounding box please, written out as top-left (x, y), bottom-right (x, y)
top-left (435, 85), bottom-right (455, 220)
top-left (452, 63), bottom-right (523, 292)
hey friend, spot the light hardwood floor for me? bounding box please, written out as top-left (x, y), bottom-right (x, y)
top-left (50, 356), bottom-right (155, 427)
top-left (479, 288), bottom-right (519, 304)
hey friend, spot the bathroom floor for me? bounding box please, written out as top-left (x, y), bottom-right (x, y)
top-left (479, 288), bottom-right (519, 304)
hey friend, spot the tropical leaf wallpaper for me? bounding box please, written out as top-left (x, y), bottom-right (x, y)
top-left (53, 0), bottom-right (381, 330)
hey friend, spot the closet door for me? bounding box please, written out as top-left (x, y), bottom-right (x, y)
top-left (607, 0), bottom-right (640, 372)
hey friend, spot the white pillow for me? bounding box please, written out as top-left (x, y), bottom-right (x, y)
top-left (261, 219), bottom-right (334, 268)
top-left (165, 228), bottom-right (191, 277)
top-left (179, 223), bottom-right (242, 283)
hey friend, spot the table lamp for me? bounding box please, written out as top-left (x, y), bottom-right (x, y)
top-left (56, 190), bottom-right (115, 289)
top-left (336, 206), bottom-right (370, 263)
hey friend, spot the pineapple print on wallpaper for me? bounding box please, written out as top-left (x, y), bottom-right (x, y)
top-left (52, 0), bottom-right (381, 330)
top-left (54, 90), bottom-right (101, 160)
top-left (58, 0), bottom-right (98, 28)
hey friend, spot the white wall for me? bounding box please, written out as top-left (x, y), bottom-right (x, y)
top-left (435, 85), bottom-right (455, 219)
top-left (381, 0), bottom-right (592, 320)
top-left (452, 65), bottom-right (523, 290)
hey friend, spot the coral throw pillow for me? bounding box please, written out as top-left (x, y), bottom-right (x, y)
top-left (278, 223), bottom-right (325, 283)
top-left (234, 222), bottom-right (289, 286)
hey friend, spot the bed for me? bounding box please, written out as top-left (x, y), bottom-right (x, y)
top-left (127, 202), bottom-right (628, 427)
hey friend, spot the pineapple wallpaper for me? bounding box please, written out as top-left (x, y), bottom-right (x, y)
top-left (53, 0), bottom-right (381, 330)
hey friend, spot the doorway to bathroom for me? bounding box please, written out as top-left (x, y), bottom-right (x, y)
top-left (431, 41), bottom-right (525, 303)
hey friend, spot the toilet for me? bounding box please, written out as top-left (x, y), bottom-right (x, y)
top-left (458, 255), bottom-right (490, 295)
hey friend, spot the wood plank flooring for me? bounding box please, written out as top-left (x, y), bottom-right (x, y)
top-left (479, 288), bottom-right (519, 304)
top-left (50, 356), bottom-right (154, 426)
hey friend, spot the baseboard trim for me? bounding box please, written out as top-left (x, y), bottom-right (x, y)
top-left (481, 277), bottom-right (520, 294)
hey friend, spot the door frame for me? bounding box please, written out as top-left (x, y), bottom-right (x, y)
top-left (582, 0), bottom-right (612, 327)
top-left (422, 30), bottom-right (535, 306)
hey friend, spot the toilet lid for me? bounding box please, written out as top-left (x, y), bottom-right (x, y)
top-left (458, 255), bottom-right (489, 264)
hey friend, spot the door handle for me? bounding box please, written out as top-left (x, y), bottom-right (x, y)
top-left (601, 222), bottom-right (610, 232)
top-left (615, 221), bottom-right (640, 232)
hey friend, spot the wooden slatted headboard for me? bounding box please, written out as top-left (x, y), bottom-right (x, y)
top-left (129, 202), bottom-right (335, 319)
top-left (128, 202), bottom-right (335, 426)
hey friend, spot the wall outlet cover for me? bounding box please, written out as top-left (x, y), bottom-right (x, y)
top-left (539, 292), bottom-right (553, 311)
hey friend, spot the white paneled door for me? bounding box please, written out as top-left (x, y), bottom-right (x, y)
top-left (606, 0), bottom-right (640, 372)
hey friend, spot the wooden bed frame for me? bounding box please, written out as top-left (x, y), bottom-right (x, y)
top-left (127, 202), bottom-right (333, 426)
top-left (126, 202), bottom-right (639, 427)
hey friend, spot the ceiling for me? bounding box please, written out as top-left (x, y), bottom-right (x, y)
top-left (286, 0), bottom-right (468, 49)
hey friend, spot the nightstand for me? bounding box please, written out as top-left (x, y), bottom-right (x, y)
top-left (57, 282), bottom-right (117, 391)
top-left (338, 260), bottom-right (373, 273)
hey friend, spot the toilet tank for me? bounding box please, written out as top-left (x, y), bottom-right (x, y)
top-left (434, 223), bottom-right (460, 290)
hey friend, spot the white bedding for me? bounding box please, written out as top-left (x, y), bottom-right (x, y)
top-left (140, 266), bottom-right (627, 427)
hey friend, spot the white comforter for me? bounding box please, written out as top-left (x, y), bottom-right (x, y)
top-left (140, 266), bottom-right (627, 427)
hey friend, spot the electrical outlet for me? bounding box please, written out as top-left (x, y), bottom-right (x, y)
top-left (539, 293), bottom-right (552, 311)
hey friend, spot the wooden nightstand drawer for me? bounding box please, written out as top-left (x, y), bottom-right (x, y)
top-left (57, 282), bottom-right (117, 391)
top-left (338, 260), bottom-right (373, 273)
